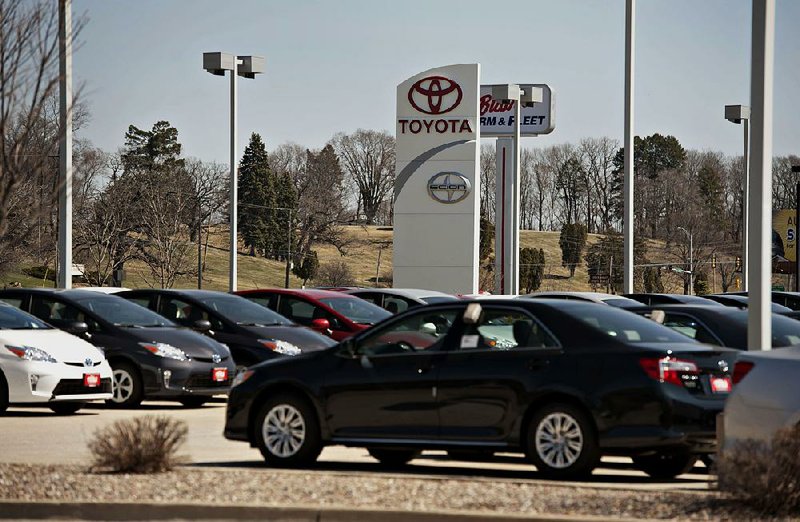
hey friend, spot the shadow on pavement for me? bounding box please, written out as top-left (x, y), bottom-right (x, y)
top-left (187, 456), bottom-right (711, 486)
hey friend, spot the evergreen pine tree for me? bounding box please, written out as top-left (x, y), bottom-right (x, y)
top-left (238, 133), bottom-right (273, 256)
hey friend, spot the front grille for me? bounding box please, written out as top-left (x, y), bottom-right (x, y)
top-left (52, 378), bottom-right (112, 396)
top-left (184, 373), bottom-right (230, 389)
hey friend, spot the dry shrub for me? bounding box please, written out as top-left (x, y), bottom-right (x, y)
top-left (316, 260), bottom-right (356, 287)
top-left (717, 424), bottom-right (800, 515)
top-left (88, 415), bottom-right (187, 473)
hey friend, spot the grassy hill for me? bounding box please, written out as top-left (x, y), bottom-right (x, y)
top-left (1, 226), bottom-right (733, 293)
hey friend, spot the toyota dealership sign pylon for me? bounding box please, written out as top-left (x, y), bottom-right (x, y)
top-left (394, 64), bottom-right (481, 294)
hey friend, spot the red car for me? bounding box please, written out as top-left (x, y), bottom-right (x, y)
top-left (234, 289), bottom-right (391, 341)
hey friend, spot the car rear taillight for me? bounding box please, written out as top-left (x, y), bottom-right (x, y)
top-left (639, 356), bottom-right (699, 386)
top-left (732, 361), bottom-right (755, 385)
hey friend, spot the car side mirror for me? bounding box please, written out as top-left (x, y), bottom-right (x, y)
top-left (311, 318), bottom-right (330, 332)
top-left (66, 321), bottom-right (89, 335)
top-left (193, 319), bottom-right (212, 332)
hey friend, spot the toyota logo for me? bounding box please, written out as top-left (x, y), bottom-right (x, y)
top-left (212, 354), bottom-right (221, 364)
top-left (408, 76), bottom-right (463, 115)
top-left (428, 172), bottom-right (471, 204)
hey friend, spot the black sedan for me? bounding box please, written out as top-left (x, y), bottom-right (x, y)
top-left (623, 293), bottom-right (723, 306)
top-left (0, 289), bottom-right (235, 407)
top-left (631, 304), bottom-right (800, 350)
top-left (224, 299), bottom-right (734, 480)
top-left (117, 289), bottom-right (336, 368)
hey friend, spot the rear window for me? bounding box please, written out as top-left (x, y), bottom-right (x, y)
top-left (568, 303), bottom-right (693, 344)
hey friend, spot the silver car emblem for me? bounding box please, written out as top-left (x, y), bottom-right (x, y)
top-left (84, 358), bottom-right (93, 367)
top-left (718, 360), bottom-right (729, 372)
top-left (212, 354), bottom-right (221, 364)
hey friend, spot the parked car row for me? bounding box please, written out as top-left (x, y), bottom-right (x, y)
top-left (3, 286), bottom-right (798, 482)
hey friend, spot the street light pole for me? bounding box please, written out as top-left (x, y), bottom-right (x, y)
top-left (678, 226), bottom-right (693, 295)
top-left (725, 104), bottom-right (751, 292)
top-left (57, 0), bottom-right (73, 289)
top-left (203, 53), bottom-right (264, 293)
top-left (623, 0), bottom-right (636, 293)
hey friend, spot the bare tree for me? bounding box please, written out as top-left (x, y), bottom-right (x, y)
top-left (184, 158), bottom-right (227, 242)
top-left (579, 137), bottom-right (619, 233)
top-left (480, 143), bottom-right (495, 221)
top-left (136, 173), bottom-right (195, 288)
top-left (330, 130), bottom-right (395, 225)
top-left (0, 1), bottom-right (84, 235)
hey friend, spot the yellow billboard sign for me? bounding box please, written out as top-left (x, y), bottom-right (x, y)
top-left (772, 209), bottom-right (796, 262)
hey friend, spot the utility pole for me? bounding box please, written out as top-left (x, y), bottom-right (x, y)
top-left (57, 0), bottom-right (73, 289)
top-left (623, 0), bottom-right (636, 293)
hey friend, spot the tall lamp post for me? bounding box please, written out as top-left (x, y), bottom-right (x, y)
top-left (793, 164), bottom-right (800, 291)
top-left (678, 226), bottom-right (693, 295)
top-left (725, 105), bottom-right (751, 292)
top-left (203, 52), bottom-right (264, 292)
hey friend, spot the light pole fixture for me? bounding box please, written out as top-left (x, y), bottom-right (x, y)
top-left (793, 164), bottom-right (800, 292)
top-left (623, 0), bottom-right (636, 294)
top-left (203, 52), bottom-right (264, 292)
top-left (725, 104), bottom-right (751, 292)
top-left (677, 226), bottom-right (693, 295)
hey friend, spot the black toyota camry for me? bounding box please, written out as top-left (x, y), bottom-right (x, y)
top-left (0, 288), bottom-right (235, 407)
top-left (224, 298), bottom-right (735, 480)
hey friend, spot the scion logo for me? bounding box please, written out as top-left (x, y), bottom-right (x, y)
top-left (427, 172), bottom-right (471, 204)
top-left (408, 76), bottom-right (463, 115)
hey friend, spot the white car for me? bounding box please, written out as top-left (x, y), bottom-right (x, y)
top-left (723, 346), bottom-right (800, 448)
top-left (0, 303), bottom-right (112, 414)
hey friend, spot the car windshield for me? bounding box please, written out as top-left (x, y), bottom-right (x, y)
top-left (199, 295), bottom-right (293, 326)
top-left (421, 295), bottom-right (458, 304)
top-left (75, 296), bottom-right (174, 327)
top-left (0, 305), bottom-right (51, 330)
top-left (569, 303), bottom-right (693, 344)
top-left (319, 297), bottom-right (391, 325)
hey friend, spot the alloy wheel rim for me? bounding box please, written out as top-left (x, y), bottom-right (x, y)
top-left (534, 412), bottom-right (584, 469)
top-left (262, 404), bottom-right (306, 458)
top-left (112, 369), bottom-right (133, 403)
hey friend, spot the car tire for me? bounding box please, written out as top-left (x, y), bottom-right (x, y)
top-left (106, 361), bottom-right (143, 408)
top-left (49, 402), bottom-right (84, 415)
top-left (633, 450), bottom-right (696, 479)
top-left (368, 448), bottom-right (420, 467)
top-left (526, 403), bottom-right (599, 480)
top-left (179, 396), bottom-right (209, 408)
top-left (255, 393), bottom-right (321, 467)
top-left (0, 371), bottom-right (8, 415)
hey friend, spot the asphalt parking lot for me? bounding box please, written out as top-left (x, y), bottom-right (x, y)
top-left (0, 400), bottom-right (712, 491)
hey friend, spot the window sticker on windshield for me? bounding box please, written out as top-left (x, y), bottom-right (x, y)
top-left (460, 335), bottom-right (479, 348)
top-left (624, 330), bottom-right (641, 341)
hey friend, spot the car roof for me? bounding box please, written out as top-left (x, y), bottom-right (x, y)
top-left (522, 291), bottom-right (637, 303)
top-left (236, 288), bottom-right (359, 299)
top-left (0, 288), bottom-right (122, 300)
top-left (346, 288), bottom-right (454, 299)
top-left (119, 289), bottom-right (235, 299)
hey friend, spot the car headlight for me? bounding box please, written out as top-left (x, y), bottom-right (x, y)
top-left (231, 369), bottom-right (254, 388)
top-left (258, 339), bottom-right (301, 356)
top-left (5, 345), bottom-right (57, 363)
top-left (139, 342), bottom-right (189, 361)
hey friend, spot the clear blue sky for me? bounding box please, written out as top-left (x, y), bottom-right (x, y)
top-left (73, 0), bottom-right (800, 162)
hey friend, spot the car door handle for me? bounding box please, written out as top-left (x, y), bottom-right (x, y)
top-left (417, 365), bottom-right (433, 374)
top-left (527, 359), bottom-right (549, 371)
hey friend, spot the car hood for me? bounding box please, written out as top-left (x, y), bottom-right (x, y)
top-left (123, 327), bottom-right (229, 359)
top-left (0, 328), bottom-right (104, 363)
top-left (238, 325), bottom-right (336, 353)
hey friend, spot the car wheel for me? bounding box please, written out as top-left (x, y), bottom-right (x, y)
top-left (49, 402), bottom-right (84, 415)
top-left (368, 448), bottom-right (420, 467)
top-left (106, 362), bottom-right (143, 408)
top-left (633, 450), bottom-right (696, 479)
top-left (255, 394), bottom-right (321, 467)
top-left (526, 403), bottom-right (599, 480)
top-left (179, 396), bottom-right (209, 408)
top-left (0, 371), bottom-right (8, 414)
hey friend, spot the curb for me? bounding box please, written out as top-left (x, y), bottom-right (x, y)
top-left (0, 501), bottom-right (652, 521)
